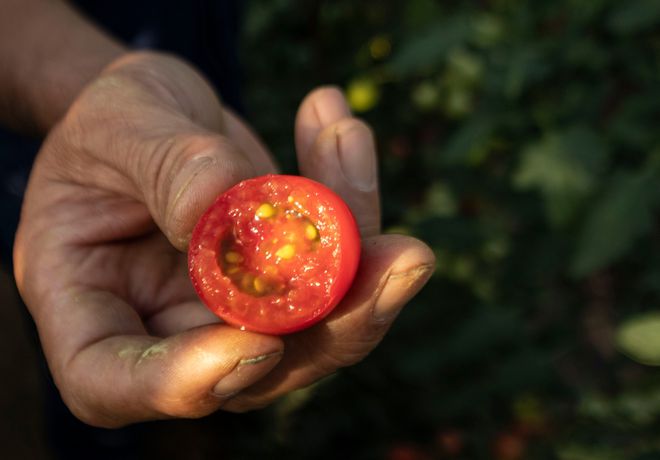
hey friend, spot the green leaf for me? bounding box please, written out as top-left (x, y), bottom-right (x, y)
top-left (441, 114), bottom-right (495, 165)
top-left (634, 454), bottom-right (660, 460)
top-left (403, 0), bottom-right (443, 29)
top-left (616, 313), bottom-right (660, 366)
top-left (504, 45), bottom-right (548, 99)
top-left (387, 16), bottom-right (470, 77)
top-left (514, 127), bottom-right (609, 227)
top-left (609, 92), bottom-right (660, 151)
top-left (607, 0), bottom-right (660, 35)
top-left (581, 386), bottom-right (660, 425)
top-left (471, 13), bottom-right (504, 47)
top-left (570, 171), bottom-right (659, 277)
top-left (394, 305), bottom-right (523, 383)
top-left (423, 182), bottom-right (457, 217)
top-left (558, 444), bottom-right (625, 460)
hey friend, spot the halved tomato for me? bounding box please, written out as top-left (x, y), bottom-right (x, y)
top-left (188, 174), bottom-right (361, 335)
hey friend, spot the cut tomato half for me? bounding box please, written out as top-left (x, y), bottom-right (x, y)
top-left (188, 174), bottom-right (361, 335)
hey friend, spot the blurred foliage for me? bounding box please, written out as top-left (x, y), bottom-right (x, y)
top-left (224, 0), bottom-right (660, 458)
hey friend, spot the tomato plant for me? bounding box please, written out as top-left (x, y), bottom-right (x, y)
top-left (188, 174), bottom-right (361, 335)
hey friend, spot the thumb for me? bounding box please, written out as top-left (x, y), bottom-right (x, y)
top-left (143, 131), bottom-right (255, 251)
top-left (55, 53), bottom-right (256, 251)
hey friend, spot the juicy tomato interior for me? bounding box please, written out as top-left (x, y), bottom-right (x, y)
top-left (188, 175), bottom-right (361, 335)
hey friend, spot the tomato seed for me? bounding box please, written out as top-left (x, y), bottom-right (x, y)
top-left (255, 202), bottom-right (276, 219)
top-left (225, 251), bottom-right (244, 263)
top-left (305, 224), bottom-right (319, 240)
top-left (276, 244), bottom-right (296, 260)
top-left (254, 276), bottom-right (267, 293)
top-left (241, 273), bottom-right (255, 291)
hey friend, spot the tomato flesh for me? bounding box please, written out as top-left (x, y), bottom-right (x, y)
top-left (188, 174), bottom-right (361, 335)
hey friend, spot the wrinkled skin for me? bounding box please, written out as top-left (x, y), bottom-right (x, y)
top-left (14, 52), bottom-right (435, 428)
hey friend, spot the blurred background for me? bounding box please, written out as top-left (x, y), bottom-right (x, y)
top-left (4, 0), bottom-right (660, 458)
top-left (240, 1), bottom-right (660, 457)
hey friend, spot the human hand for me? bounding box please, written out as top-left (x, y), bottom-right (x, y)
top-left (13, 52), bottom-right (434, 427)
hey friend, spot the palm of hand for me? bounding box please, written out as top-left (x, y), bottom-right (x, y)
top-left (14, 52), bottom-right (434, 427)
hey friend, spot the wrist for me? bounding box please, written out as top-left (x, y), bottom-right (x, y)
top-left (0, 0), bottom-right (126, 135)
top-left (27, 42), bottom-right (126, 134)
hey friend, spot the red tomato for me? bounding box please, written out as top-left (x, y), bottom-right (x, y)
top-left (386, 444), bottom-right (430, 460)
top-left (188, 174), bottom-right (361, 335)
top-left (435, 429), bottom-right (464, 456)
top-left (492, 432), bottom-right (526, 460)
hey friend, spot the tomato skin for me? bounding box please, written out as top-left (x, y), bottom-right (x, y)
top-left (188, 174), bottom-right (361, 335)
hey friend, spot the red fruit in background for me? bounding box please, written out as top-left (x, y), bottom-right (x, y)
top-left (387, 443), bottom-right (431, 460)
top-left (389, 136), bottom-right (412, 158)
top-left (435, 429), bottom-right (464, 456)
top-left (188, 174), bottom-right (361, 335)
top-left (492, 432), bottom-right (526, 460)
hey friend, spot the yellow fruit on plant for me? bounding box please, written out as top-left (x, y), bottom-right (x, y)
top-left (346, 78), bottom-right (380, 112)
top-left (369, 35), bottom-right (392, 60)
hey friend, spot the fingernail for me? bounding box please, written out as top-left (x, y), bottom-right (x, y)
top-left (373, 264), bottom-right (435, 323)
top-left (337, 125), bottom-right (376, 192)
top-left (212, 351), bottom-right (283, 398)
top-left (312, 87), bottom-right (351, 125)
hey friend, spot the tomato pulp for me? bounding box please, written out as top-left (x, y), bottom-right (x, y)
top-left (188, 174), bottom-right (361, 335)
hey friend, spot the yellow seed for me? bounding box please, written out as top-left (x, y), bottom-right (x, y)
top-left (225, 251), bottom-right (243, 264)
top-left (256, 203), bottom-right (276, 219)
top-left (253, 276), bottom-right (267, 294)
top-left (305, 224), bottom-right (318, 240)
top-left (276, 243), bottom-right (296, 260)
top-left (241, 273), bottom-right (255, 291)
top-left (225, 266), bottom-right (240, 275)
top-left (287, 195), bottom-right (294, 203)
